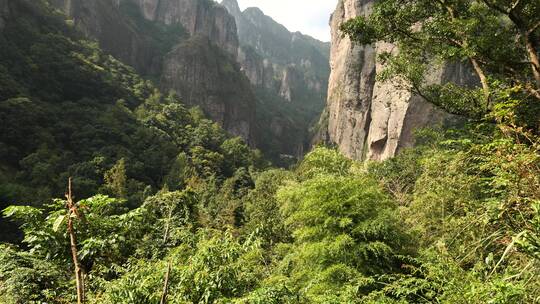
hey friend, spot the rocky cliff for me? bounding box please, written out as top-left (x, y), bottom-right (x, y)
top-left (161, 35), bottom-right (255, 139)
top-left (323, 0), bottom-right (475, 161)
top-left (136, 0), bottom-right (239, 56)
top-left (48, 0), bottom-right (334, 162)
top-left (50, 0), bottom-right (255, 144)
top-left (222, 0), bottom-right (329, 104)
top-left (222, 0), bottom-right (330, 162)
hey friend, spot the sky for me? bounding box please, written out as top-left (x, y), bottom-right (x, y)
top-left (236, 0), bottom-right (337, 42)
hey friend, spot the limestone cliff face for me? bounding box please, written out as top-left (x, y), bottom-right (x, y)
top-left (51, 0), bottom-right (256, 144)
top-left (324, 0), bottom-right (475, 161)
top-left (237, 46), bottom-right (275, 90)
top-left (222, 0), bottom-right (330, 161)
top-left (137, 0), bottom-right (238, 56)
top-left (222, 0), bottom-right (329, 105)
top-left (161, 35), bottom-right (255, 141)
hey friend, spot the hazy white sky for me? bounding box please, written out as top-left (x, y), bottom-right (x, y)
top-left (236, 0), bottom-right (337, 42)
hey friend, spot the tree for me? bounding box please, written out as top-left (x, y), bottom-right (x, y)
top-left (104, 158), bottom-right (127, 199)
top-left (341, 0), bottom-right (540, 122)
top-left (242, 169), bottom-right (294, 246)
top-left (272, 148), bottom-right (414, 301)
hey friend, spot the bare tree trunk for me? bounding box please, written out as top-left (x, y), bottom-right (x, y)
top-left (525, 34), bottom-right (540, 91)
top-left (470, 57), bottom-right (491, 107)
top-left (160, 262), bottom-right (172, 304)
top-left (66, 178), bottom-right (84, 304)
top-left (163, 207), bottom-right (173, 244)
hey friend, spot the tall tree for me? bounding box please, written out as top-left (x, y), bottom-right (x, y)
top-left (341, 0), bottom-right (540, 121)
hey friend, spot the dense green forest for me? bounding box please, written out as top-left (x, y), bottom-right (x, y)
top-left (1, 0), bottom-right (540, 303)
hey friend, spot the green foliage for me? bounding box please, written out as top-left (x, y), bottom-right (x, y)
top-left (98, 230), bottom-right (265, 304)
top-left (242, 169), bottom-right (294, 246)
top-left (274, 159), bottom-right (413, 301)
top-left (0, 245), bottom-right (69, 303)
top-left (296, 146), bottom-right (353, 179)
top-left (0, 0), bottom-right (261, 241)
top-left (2, 0), bottom-right (540, 303)
top-left (362, 125), bottom-right (540, 303)
top-left (104, 158), bottom-right (127, 199)
top-left (341, 0), bottom-right (540, 125)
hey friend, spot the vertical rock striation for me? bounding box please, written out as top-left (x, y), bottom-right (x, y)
top-left (50, 0), bottom-right (256, 144)
top-left (147, 0), bottom-right (239, 56)
top-left (222, 0), bottom-right (330, 105)
top-left (222, 0), bottom-right (331, 161)
top-left (324, 0), bottom-right (475, 161)
top-left (161, 35), bottom-right (255, 141)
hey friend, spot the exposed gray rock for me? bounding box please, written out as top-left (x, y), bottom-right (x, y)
top-left (221, 0), bottom-right (330, 105)
top-left (161, 35), bottom-right (255, 143)
top-left (126, 0), bottom-right (238, 57)
top-left (133, 0), bottom-right (159, 20)
top-left (278, 66), bottom-right (302, 102)
top-left (222, 0), bottom-right (330, 161)
top-left (50, 0), bottom-right (256, 144)
top-left (150, 0), bottom-right (239, 56)
top-left (50, 0), bottom-right (165, 76)
top-left (324, 0), bottom-right (474, 161)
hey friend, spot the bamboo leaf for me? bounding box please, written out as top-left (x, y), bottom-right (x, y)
top-left (53, 214), bottom-right (66, 232)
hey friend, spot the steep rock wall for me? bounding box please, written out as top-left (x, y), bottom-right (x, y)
top-left (161, 35), bottom-right (254, 141)
top-left (325, 0), bottom-right (475, 161)
top-left (222, 0), bottom-right (330, 105)
top-left (222, 0), bottom-right (330, 161)
top-left (50, 0), bottom-right (256, 144)
top-left (140, 0), bottom-right (239, 56)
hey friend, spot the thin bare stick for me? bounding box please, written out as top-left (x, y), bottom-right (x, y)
top-left (160, 261), bottom-right (172, 304)
top-left (66, 178), bottom-right (84, 304)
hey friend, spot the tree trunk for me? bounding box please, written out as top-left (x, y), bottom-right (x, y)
top-left (470, 57), bottom-right (491, 107)
top-left (160, 262), bottom-right (172, 304)
top-left (66, 178), bottom-right (84, 304)
top-left (525, 33), bottom-right (540, 92)
top-left (163, 207), bottom-right (173, 243)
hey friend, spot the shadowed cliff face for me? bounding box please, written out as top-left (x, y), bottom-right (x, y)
top-left (222, 0), bottom-right (331, 162)
top-left (222, 0), bottom-right (329, 104)
top-left (50, 0), bottom-right (256, 144)
top-left (161, 35), bottom-right (255, 141)
top-left (136, 0), bottom-right (239, 56)
top-left (323, 0), bottom-right (475, 161)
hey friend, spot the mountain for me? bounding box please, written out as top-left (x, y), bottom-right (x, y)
top-left (48, 0), bottom-right (331, 164)
top-left (2, 0), bottom-right (540, 303)
top-left (222, 0), bottom-right (330, 162)
top-left (50, 0), bottom-right (257, 144)
top-left (222, 0), bottom-right (329, 99)
top-left (319, 0), bottom-right (477, 161)
top-left (0, 0), bottom-right (263, 241)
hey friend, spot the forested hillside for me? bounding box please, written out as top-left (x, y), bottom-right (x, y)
top-left (1, 0), bottom-right (540, 303)
top-left (0, 0), bottom-right (264, 241)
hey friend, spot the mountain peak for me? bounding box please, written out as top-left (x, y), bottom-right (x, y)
top-left (221, 0), bottom-right (241, 16)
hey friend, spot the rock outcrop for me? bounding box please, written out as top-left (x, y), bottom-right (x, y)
top-left (51, 0), bottom-right (167, 76)
top-left (139, 0), bottom-right (239, 56)
top-left (50, 0), bottom-right (256, 144)
top-left (161, 35), bottom-right (255, 141)
top-left (222, 0), bottom-right (330, 105)
top-left (323, 0), bottom-right (475, 161)
top-left (222, 0), bottom-right (331, 161)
